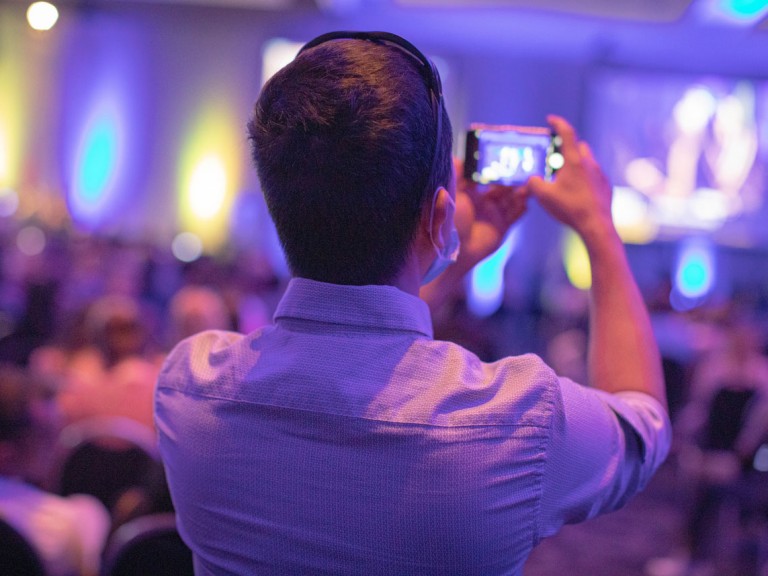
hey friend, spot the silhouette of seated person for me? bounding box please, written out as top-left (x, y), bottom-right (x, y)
top-left (0, 363), bottom-right (110, 576)
top-left (675, 319), bottom-right (768, 573)
top-left (44, 295), bottom-right (161, 434)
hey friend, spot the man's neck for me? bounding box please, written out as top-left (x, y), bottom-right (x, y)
top-left (388, 252), bottom-right (423, 297)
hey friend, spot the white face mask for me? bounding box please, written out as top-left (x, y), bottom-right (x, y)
top-left (421, 188), bottom-right (460, 286)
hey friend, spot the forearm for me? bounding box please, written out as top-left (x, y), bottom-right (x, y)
top-left (584, 225), bottom-right (667, 409)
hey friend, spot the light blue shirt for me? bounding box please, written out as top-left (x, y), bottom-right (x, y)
top-left (155, 278), bottom-right (671, 576)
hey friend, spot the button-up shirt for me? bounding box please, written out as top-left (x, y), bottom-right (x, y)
top-left (155, 278), bottom-right (670, 576)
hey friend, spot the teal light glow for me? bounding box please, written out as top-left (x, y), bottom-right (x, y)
top-left (468, 230), bottom-right (519, 317)
top-left (724, 0), bottom-right (768, 18)
top-left (674, 240), bottom-right (715, 299)
top-left (59, 17), bottom-right (147, 233)
top-left (71, 97), bottom-right (124, 222)
top-left (699, 0), bottom-right (768, 23)
top-left (80, 119), bottom-right (116, 201)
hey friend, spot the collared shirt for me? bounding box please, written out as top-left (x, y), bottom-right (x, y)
top-left (155, 278), bottom-right (671, 576)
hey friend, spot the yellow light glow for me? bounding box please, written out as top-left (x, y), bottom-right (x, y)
top-left (0, 129), bottom-right (9, 184)
top-left (189, 156), bottom-right (227, 219)
top-left (611, 186), bottom-right (659, 244)
top-left (0, 13), bottom-right (26, 191)
top-left (178, 101), bottom-right (242, 253)
top-left (563, 230), bottom-right (592, 290)
top-left (27, 2), bottom-right (59, 31)
top-left (0, 188), bottom-right (19, 217)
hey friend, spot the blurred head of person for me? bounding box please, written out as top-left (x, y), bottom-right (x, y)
top-left (168, 285), bottom-right (232, 345)
top-left (84, 295), bottom-right (147, 366)
top-left (0, 363), bottom-right (61, 483)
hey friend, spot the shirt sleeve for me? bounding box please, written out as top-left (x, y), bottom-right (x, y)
top-left (537, 379), bottom-right (671, 542)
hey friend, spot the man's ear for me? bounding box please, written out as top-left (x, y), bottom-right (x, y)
top-left (421, 187), bottom-right (451, 250)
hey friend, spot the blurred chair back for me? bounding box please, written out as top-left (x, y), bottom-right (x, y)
top-left (101, 513), bottom-right (193, 576)
top-left (53, 416), bottom-right (161, 512)
top-left (0, 516), bottom-right (48, 576)
top-left (700, 385), bottom-right (755, 451)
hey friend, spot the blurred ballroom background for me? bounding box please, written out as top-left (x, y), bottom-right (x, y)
top-left (1, 0), bottom-right (768, 575)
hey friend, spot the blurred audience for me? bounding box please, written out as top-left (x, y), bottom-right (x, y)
top-left (166, 284), bottom-right (232, 347)
top-left (656, 318), bottom-right (768, 576)
top-left (0, 228), bottom-right (284, 574)
top-left (546, 327), bottom-right (588, 384)
top-left (34, 294), bottom-right (161, 434)
top-left (0, 363), bottom-right (110, 576)
top-left (1, 217), bottom-right (767, 575)
top-left (677, 318), bottom-right (768, 457)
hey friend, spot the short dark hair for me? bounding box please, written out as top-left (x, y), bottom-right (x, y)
top-left (247, 34), bottom-right (453, 285)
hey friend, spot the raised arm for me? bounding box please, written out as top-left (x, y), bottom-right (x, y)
top-left (419, 158), bottom-right (528, 313)
top-left (524, 115), bottom-right (667, 409)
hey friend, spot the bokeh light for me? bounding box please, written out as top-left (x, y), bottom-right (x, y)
top-left (611, 186), bottom-right (659, 244)
top-left (675, 239), bottom-right (715, 298)
top-left (719, 0), bottom-right (768, 20)
top-left (189, 156), bottom-right (227, 219)
top-left (177, 102), bottom-right (242, 253)
top-left (0, 189), bottom-right (19, 217)
top-left (69, 95), bottom-right (125, 224)
top-left (172, 232), bottom-right (203, 263)
top-left (674, 86), bottom-right (717, 134)
top-left (0, 132), bottom-right (10, 187)
top-left (0, 18), bottom-right (26, 192)
top-left (670, 238), bottom-right (716, 312)
top-left (754, 444), bottom-right (768, 472)
top-left (261, 38), bottom-right (303, 86)
top-left (693, 0), bottom-right (768, 25)
top-left (563, 231), bottom-right (591, 290)
top-left (27, 2), bottom-right (59, 31)
top-left (16, 225), bottom-right (46, 256)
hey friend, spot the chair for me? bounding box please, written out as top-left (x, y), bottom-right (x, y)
top-left (699, 386), bottom-right (756, 452)
top-left (0, 516), bottom-right (47, 576)
top-left (101, 513), bottom-right (193, 576)
top-left (52, 416), bottom-right (162, 513)
top-left (686, 385), bottom-right (768, 572)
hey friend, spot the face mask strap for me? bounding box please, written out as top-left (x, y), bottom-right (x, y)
top-left (428, 187), bottom-right (456, 252)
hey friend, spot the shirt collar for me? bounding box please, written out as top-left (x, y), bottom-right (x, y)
top-left (274, 277), bottom-right (433, 338)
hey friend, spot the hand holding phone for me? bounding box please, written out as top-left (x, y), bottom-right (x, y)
top-left (523, 115), bottom-right (614, 241)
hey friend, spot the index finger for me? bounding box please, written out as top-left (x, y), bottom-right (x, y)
top-left (546, 115), bottom-right (581, 166)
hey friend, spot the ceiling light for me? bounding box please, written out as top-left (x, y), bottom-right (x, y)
top-left (27, 2), bottom-right (59, 31)
top-left (692, 0), bottom-right (768, 25)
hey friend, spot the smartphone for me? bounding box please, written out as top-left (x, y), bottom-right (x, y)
top-left (463, 124), bottom-right (563, 186)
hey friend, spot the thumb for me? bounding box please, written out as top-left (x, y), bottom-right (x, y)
top-left (523, 175), bottom-right (565, 223)
top-left (523, 175), bottom-right (548, 199)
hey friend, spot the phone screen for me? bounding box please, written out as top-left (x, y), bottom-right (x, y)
top-left (464, 125), bottom-right (558, 186)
